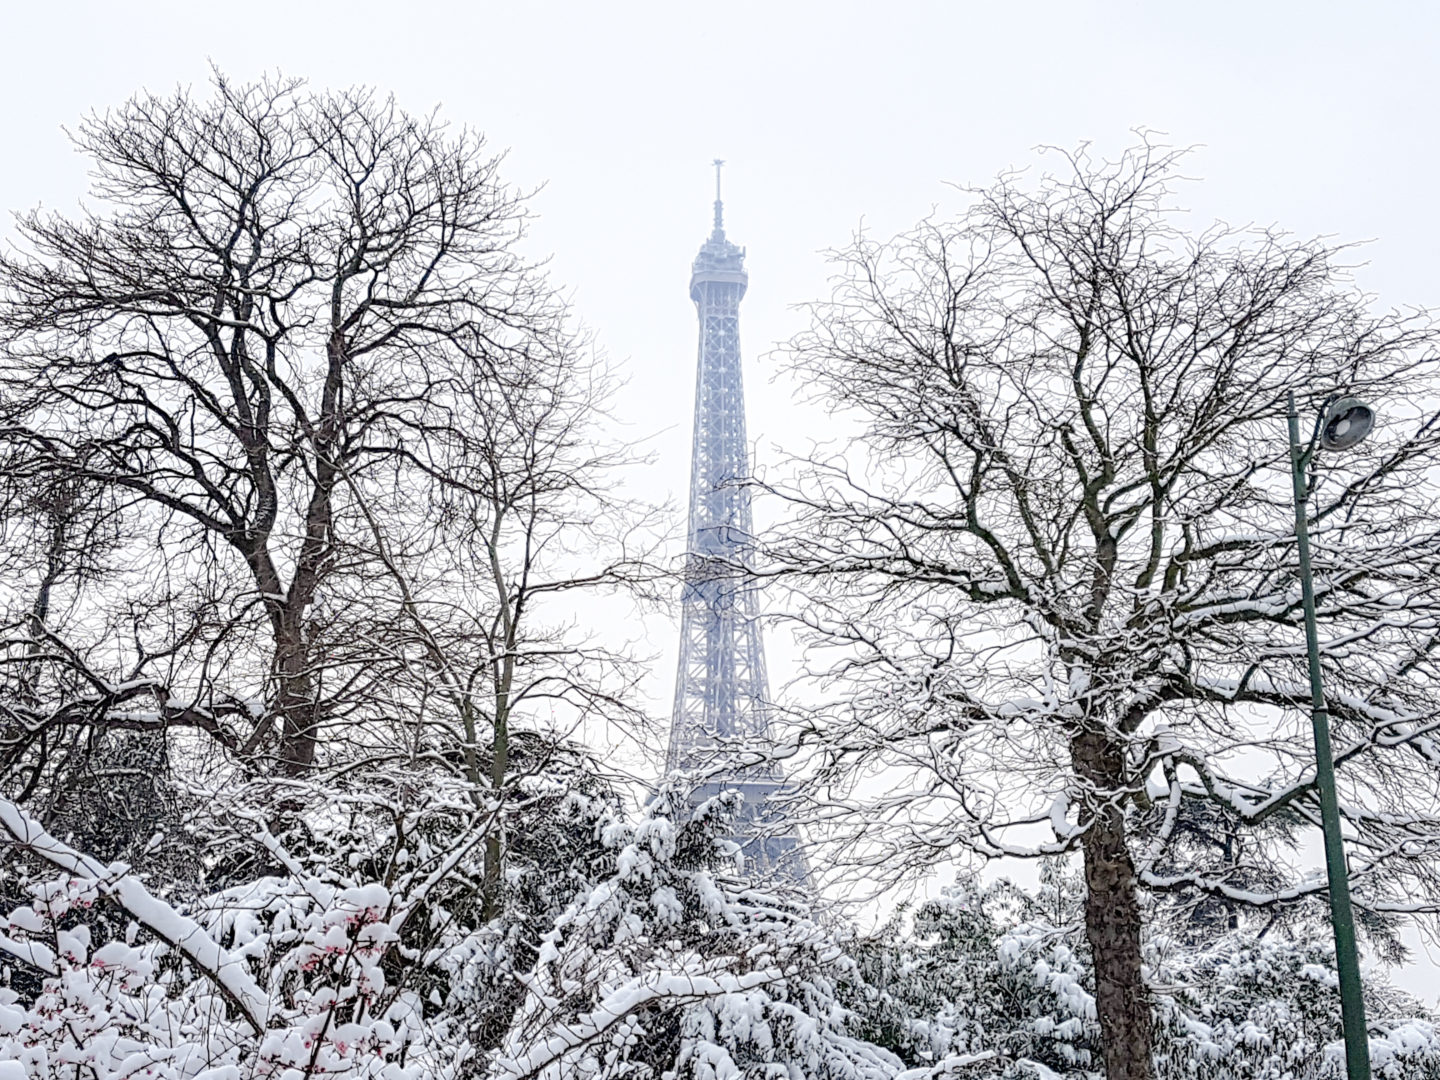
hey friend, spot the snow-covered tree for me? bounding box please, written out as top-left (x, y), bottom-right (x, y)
top-left (493, 786), bottom-right (901, 1080)
top-left (771, 138), bottom-right (1440, 1079)
top-left (0, 750), bottom-right (628, 1078)
top-left (849, 870), bottom-right (1440, 1079)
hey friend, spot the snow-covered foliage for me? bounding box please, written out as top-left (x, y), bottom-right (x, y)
top-left (0, 772), bottom-right (901, 1080)
top-left (1, 772), bottom-right (908, 1080)
top-left (848, 870), bottom-right (1101, 1076)
top-left (849, 870), bottom-right (1440, 1080)
top-left (5, 771), bottom-right (1439, 1079)
top-left (493, 786), bottom-right (900, 1079)
top-left (1151, 932), bottom-right (1440, 1079)
top-left (1, 792), bottom-right (468, 1079)
top-left (0, 868), bottom-right (462, 1080)
top-left (0, 759), bottom-right (622, 1080)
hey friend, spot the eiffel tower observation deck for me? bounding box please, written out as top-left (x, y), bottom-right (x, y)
top-left (666, 163), bottom-right (807, 882)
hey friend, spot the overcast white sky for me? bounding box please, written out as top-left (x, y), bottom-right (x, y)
top-left (3, 0), bottom-right (1438, 998)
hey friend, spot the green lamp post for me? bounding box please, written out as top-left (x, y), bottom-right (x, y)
top-left (1286, 390), bottom-right (1375, 1080)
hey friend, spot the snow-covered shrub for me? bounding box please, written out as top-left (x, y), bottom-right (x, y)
top-left (493, 785), bottom-right (901, 1080)
top-left (1151, 931), bottom-right (1440, 1080)
top-left (198, 761), bottom-right (632, 1061)
top-left (0, 755), bottom-right (624, 1080)
top-left (9, 766), bottom-right (1434, 1080)
top-left (3, 771), bottom-right (911, 1080)
top-left (0, 799), bottom-right (470, 1079)
top-left (848, 870), bottom-right (1100, 1077)
top-left (848, 868), bottom-right (1440, 1080)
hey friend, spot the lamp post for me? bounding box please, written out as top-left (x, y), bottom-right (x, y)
top-left (1286, 389), bottom-right (1374, 1080)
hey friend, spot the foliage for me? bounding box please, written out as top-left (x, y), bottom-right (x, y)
top-left (492, 785), bottom-right (900, 1079)
top-left (847, 869), bottom-right (1440, 1080)
top-left (0, 757), bottom-right (622, 1079)
top-left (5, 773), bottom-right (1440, 1079)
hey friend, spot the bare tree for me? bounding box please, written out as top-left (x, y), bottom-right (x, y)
top-left (0, 71), bottom-right (586, 773)
top-left (0, 73), bottom-right (662, 921)
top-left (771, 141), bottom-right (1440, 1079)
top-left (338, 332), bottom-right (659, 920)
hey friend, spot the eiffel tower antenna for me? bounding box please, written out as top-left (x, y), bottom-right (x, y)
top-left (712, 158), bottom-right (725, 233)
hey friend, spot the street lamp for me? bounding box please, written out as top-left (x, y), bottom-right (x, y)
top-left (1287, 390), bottom-right (1374, 1080)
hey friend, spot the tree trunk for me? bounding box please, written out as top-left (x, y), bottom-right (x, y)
top-left (267, 329), bottom-right (343, 775)
top-left (274, 616), bottom-right (318, 775)
top-left (1071, 727), bottom-right (1153, 1080)
top-left (480, 708), bottom-right (508, 922)
top-left (480, 525), bottom-right (517, 923)
top-left (480, 664), bottom-right (513, 923)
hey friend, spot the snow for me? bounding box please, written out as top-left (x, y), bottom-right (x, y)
top-left (0, 796), bottom-right (270, 1033)
top-left (0, 931), bottom-right (57, 975)
top-left (496, 969), bottom-right (786, 1078)
top-left (2, 776), bottom-right (1437, 1080)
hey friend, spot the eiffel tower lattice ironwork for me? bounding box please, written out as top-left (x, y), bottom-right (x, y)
top-left (665, 162), bottom-right (806, 880)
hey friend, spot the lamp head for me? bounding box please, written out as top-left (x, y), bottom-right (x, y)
top-left (1319, 396), bottom-right (1376, 452)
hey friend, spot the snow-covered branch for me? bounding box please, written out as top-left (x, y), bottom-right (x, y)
top-left (0, 796), bottom-right (270, 1033)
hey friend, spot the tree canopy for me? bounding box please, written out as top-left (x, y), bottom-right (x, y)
top-left (771, 140), bottom-right (1440, 1078)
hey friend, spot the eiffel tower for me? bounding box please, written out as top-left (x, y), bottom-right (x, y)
top-left (665, 162), bottom-right (806, 881)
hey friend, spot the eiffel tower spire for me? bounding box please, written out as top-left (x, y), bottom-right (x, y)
top-left (712, 157), bottom-right (725, 235)
top-left (666, 166), bottom-right (806, 881)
